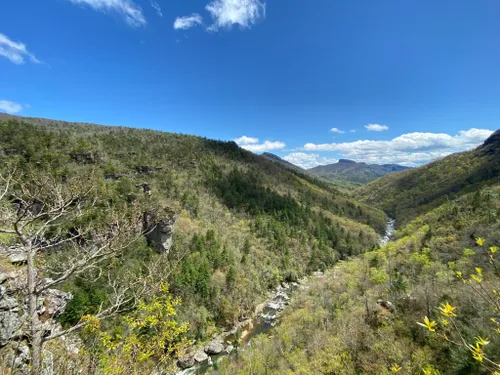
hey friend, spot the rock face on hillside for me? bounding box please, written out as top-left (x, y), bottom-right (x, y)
top-left (0, 271), bottom-right (72, 346)
top-left (142, 211), bottom-right (176, 254)
top-left (0, 263), bottom-right (73, 374)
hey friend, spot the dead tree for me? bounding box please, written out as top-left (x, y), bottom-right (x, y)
top-left (0, 171), bottom-right (155, 375)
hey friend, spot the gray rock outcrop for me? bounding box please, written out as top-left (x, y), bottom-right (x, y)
top-left (143, 211), bottom-right (175, 254)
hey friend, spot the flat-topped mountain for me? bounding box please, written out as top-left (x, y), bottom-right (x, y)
top-left (308, 159), bottom-right (411, 187)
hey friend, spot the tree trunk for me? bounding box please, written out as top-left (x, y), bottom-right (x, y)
top-left (27, 247), bottom-right (42, 375)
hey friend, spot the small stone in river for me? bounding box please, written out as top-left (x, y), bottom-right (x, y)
top-left (204, 341), bottom-right (224, 355)
top-left (177, 354), bottom-right (195, 369)
top-left (194, 350), bottom-right (209, 363)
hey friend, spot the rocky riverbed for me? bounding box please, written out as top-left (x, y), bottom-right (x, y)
top-left (174, 277), bottom-right (313, 375)
top-left (174, 219), bottom-right (398, 375)
top-left (380, 218), bottom-right (395, 245)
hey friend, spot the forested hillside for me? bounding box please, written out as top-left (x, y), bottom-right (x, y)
top-left (261, 153), bottom-right (308, 174)
top-left (217, 143), bottom-right (500, 375)
top-left (309, 159), bottom-right (410, 188)
top-left (355, 130), bottom-right (500, 225)
top-left (0, 117), bottom-right (386, 374)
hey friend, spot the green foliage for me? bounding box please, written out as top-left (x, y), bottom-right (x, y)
top-left (356, 131), bottom-right (500, 225)
top-left (217, 184), bottom-right (500, 375)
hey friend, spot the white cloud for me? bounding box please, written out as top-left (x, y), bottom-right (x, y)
top-left (234, 136), bottom-right (285, 152)
top-left (365, 123), bottom-right (389, 132)
top-left (205, 0), bottom-right (266, 31)
top-left (234, 135), bottom-right (259, 145)
top-left (173, 14), bottom-right (203, 30)
top-left (0, 100), bottom-right (23, 114)
top-left (283, 152), bottom-right (338, 169)
top-left (151, 0), bottom-right (162, 17)
top-left (330, 127), bottom-right (345, 134)
top-left (0, 33), bottom-right (40, 65)
top-left (350, 129), bottom-right (356, 133)
top-left (68, 0), bottom-right (146, 27)
top-left (242, 141), bottom-right (285, 152)
top-left (303, 128), bottom-right (494, 166)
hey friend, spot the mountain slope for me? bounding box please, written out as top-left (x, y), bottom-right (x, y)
top-left (0, 116), bottom-right (386, 343)
top-left (308, 159), bottom-right (411, 187)
top-left (218, 181), bottom-right (500, 374)
top-left (355, 130), bottom-right (500, 225)
top-left (261, 152), bottom-right (307, 174)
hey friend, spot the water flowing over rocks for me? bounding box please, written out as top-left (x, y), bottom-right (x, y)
top-left (175, 277), bottom-right (313, 375)
top-left (380, 218), bottom-right (395, 245)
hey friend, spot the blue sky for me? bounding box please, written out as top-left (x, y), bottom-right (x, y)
top-left (0, 0), bottom-right (498, 168)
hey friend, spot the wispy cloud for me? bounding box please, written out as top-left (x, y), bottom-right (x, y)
top-left (303, 128), bottom-right (494, 166)
top-left (365, 123), bottom-right (389, 132)
top-left (174, 0), bottom-right (266, 32)
top-left (173, 14), bottom-right (203, 30)
top-left (234, 136), bottom-right (285, 152)
top-left (68, 0), bottom-right (146, 27)
top-left (283, 152), bottom-right (338, 169)
top-left (0, 100), bottom-right (23, 114)
top-left (0, 33), bottom-right (40, 65)
top-left (330, 127), bottom-right (345, 134)
top-left (151, 1), bottom-right (162, 17)
top-left (206, 0), bottom-right (266, 31)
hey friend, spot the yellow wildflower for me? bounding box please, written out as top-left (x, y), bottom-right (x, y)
top-left (418, 316), bottom-right (437, 332)
top-left (475, 336), bottom-right (490, 346)
top-left (476, 238), bottom-right (485, 246)
top-left (391, 364), bottom-right (402, 373)
top-left (438, 303), bottom-right (457, 317)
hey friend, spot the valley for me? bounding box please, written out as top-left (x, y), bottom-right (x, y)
top-left (0, 116), bottom-right (498, 375)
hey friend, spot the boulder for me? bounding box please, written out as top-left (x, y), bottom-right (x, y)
top-left (177, 354), bottom-right (195, 369)
top-left (225, 345), bottom-right (234, 354)
top-left (0, 273), bottom-right (8, 284)
top-left (204, 341), bottom-right (224, 355)
top-left (9, 252), bottom-right (27, 265)
top-left (194, 350), bottom-right (209, 363)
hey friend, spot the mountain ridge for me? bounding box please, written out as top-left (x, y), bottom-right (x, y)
top-left (355, 129), bottom-right (500, 225)
top-left (308, 159), bottom-right (411, 187)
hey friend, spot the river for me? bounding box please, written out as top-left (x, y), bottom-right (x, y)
top-left (380, 218), bottom-right (395, 246)
top-left (175, 219), bottom-right (395, 374)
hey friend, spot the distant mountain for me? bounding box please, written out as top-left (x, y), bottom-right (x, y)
top-left (308, 159), bottom-right (411, 187)
top-left (355, 130), bottom-right (500, 225)
top-left (261, 152), bottom-right (308, 174)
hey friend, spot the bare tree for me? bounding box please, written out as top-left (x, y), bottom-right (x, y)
top-left (0, 170), bottom-right (155, 375)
